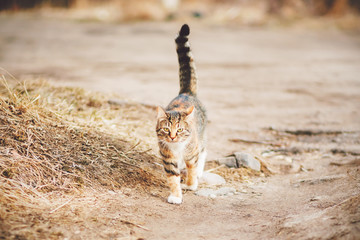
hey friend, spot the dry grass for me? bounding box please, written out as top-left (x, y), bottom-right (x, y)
top-left (205, 160), bottom-right (271, 185)
top-left (0, 77), bottom-right (164, 239)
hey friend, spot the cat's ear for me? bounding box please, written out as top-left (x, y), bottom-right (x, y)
top-left (184, 105), bottom-right (195, 121)
top-left (156, 106), bottom-right (167, 119)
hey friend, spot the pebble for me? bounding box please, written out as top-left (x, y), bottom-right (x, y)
top-left (234, 152), bottom-right (261, 171)
top-left (217, 152), bottom-right (261, 172)
top-left (209, 194), bottom-right (217, 199)
top-left (215, 187), bottom-right (236, 196)
top-left (310, 196), bottom-right (322, 202)
top-left (195, 187), bottom-right (237, 198)
top-left (285, 156), bottom-right (293, 163)
top-left (195, 188), bottom-right (216, 197)
top-left (217, 156), bottom-right (237, 168)
top-left (200, 172), bottom-right (226, 186)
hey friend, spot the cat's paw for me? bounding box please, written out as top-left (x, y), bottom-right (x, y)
top-left (182, 181), bottom-right (198, 191)
top-left (167, 195), bottom-right (182, 204)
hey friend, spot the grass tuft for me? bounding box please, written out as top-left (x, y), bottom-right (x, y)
top-left (0, 77), bottom-right (164, 239)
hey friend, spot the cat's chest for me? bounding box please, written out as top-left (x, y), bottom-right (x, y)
top-left (166, 141), bottom-right (187, 155)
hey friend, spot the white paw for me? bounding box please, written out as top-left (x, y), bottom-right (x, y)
top-left (182, 180), bottom-right (198, 191)
top-left (167, 195), bottom-right (182, 204)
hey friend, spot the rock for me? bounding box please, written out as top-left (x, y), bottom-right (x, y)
top-left (217, 152), bottom-right (261, 171)
top-left (195, 187), bottom-right (236, 198)
top-left (195, 188), bottom-right (216, 197)
top-left (215, 187), bottom-right (236, 196)
top-left (234, 152), bottom-right (261, 171)
top-left (296, 174), bottom-right (346, 185)
top-left (217, 156), bottom-right (237, 168)
top-left (310, 196), bottom-right (322, 202)
top-left (200, 172), bottom-right (226, 186)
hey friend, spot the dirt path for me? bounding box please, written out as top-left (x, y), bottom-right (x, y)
top-left (1, 15), bottom-right (360, 239)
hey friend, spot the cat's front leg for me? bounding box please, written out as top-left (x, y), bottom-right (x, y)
top-left (163, 158), bottom-right (182, 204)
top-left (166, 174), bottom-right (182, 204)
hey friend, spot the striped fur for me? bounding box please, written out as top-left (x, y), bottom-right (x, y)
top-left (156, 24), bottom-right (207, 204)
top-left (176, 24), bottom-right (198, 96)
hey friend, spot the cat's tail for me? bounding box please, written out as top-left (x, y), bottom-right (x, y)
top-left (175, 24), bottom-right (197, 96)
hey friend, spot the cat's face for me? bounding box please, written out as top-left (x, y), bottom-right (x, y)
top-left (156, 106), bottom-right (194, 144)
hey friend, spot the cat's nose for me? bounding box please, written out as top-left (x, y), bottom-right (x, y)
top-left (169, 131), bottom-right (176, 140)
top-left (170, 132), bottom-right (176, 140)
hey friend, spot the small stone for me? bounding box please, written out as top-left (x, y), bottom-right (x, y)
top-left (200, 172), bottom-right (226, 186)
top-left (310, 196), bottom-right (322, 202)
top-left (285, 156), bottom-right (293, 163)
top-left (209, 194), bottom-right (217, 199)
top-left (195, 188), bottom-right (216, 197)
top-left (217, 156), bottom-right (237, 168)
top-left (234, 152), bottom-right (261, 171)
top-left (261, 150), bottom-right (276, 157)
top-left (215, 187), bottom-right (236, 196)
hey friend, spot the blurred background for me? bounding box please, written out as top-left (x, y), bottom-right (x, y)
top-left (0, 0), bottom-right (360, 28)
top-left (1, 0), bottom-right (359, 142)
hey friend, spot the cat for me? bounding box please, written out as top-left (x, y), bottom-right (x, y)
top-left (156, 24), bottom-right (207, 204)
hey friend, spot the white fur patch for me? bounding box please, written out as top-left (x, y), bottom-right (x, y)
top-left (167, 195), bottom-right (182, 204)
top-left (166, 141), bottom-right (187, 155)
top-left (197, 150), bottom-right (207, 179)
top-left (165, 141), bottom-right (189, 169)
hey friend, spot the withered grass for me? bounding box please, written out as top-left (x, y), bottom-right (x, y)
top-left (0, 78), bottom-right (164, 239)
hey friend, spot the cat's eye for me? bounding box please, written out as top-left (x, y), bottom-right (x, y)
top-left (163, 127), bottom-right (170, 132)
top-left (177, 128), bottom-right (183, 132)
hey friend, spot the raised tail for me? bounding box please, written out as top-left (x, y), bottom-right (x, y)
top-left (175, 24), bottom-right (197, 96)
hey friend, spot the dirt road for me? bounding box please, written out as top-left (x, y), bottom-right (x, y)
top-left (1, 14), bottom-right (360, 239)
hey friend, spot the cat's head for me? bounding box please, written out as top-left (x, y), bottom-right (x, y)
top-left (156, 106), bottom-right (194, 143)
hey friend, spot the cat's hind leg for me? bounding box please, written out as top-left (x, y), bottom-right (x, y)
top-left (183, 153), bottom-right (201, 191)
top-left (183, 166), bottom-right (198, 191)
top-left (196, 149), bottom-right (207, 179)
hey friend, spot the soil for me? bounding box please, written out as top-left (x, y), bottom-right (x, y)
top-left (1, 14), bottom-right (360, 239)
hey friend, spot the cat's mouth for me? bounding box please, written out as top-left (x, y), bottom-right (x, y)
top-left (166, 138), bottom-right (179, 143)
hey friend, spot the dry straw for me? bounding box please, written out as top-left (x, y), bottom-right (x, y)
top-left (0, 76), bottom-right (164, 239)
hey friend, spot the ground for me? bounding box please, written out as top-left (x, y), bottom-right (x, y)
top-left (0, 14), bottom-right (360, 239)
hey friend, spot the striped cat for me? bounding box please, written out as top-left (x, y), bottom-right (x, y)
top-left (156, 24), bottom-right (207, 204)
